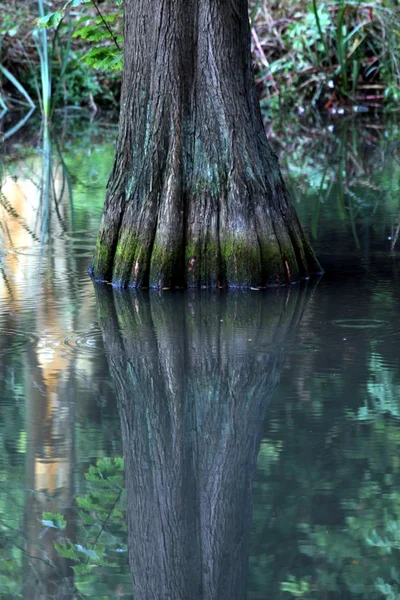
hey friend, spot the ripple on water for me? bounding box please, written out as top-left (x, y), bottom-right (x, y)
top-left (13, 240), bottom-right (95, 259)
top-left (331, 319), bottom-right (388, 330)
top-left (0, 328), bottom-right (38, 355)
top-left (13, 245), bottom-right (48, 257)
top-left (331, 318), bottom-right (400, 347)
top-left (64, 234), bottom-right (97, 258)
top-left (63, 327), bottom-right (104, 355)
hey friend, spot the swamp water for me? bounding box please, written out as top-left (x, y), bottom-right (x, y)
top-left (0, 117), bottom-right (400, 599)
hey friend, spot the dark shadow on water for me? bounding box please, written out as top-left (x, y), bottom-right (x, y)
top-left (95, 286), bottom-right (315, 599)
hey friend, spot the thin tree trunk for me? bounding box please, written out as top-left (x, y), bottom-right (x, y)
top-left (95, 286), bottom-right (313, 599)
top-left (91, 0), bottom-right (320, 288)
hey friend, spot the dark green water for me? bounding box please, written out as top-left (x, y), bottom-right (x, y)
top-left (1, 117), bottom-right (400, 599)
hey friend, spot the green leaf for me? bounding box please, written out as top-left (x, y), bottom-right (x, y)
top-left (41, 512), bottom-right (67, 530)
top-left (37, 11), bottom-right (63, 29)
top-left (75, 544), bottom-right (99, 560)
top-left (54, 541), bottom-right (79, 560)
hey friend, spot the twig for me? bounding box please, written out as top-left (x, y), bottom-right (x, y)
top-left (90, 0), bottom-right (121, 51)
top-left (87, 488), bottom-right (122, 564)
top-left (251, 27), bottom-right (280, 94)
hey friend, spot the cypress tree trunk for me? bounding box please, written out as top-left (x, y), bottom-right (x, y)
top-left (91, 0), bottom-right (320, 288)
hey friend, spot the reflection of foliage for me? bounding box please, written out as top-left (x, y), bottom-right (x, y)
top-left (366, 353), bottom-right (400, 420)
top-left (0, 499), bottom-right (23, 596)
top-left (250, 306), bottom-right (400, 600)
top-left (0, 365), bottom-right (25, 595)
top-left (293, 477), bottom-right (400, 599)
top-left (252, 412), bottom-right (400, 600)
top-left (0, 457), bottom-right (127, 597)
top-left (1, 121), bottom-right (115, 248)
top-left (273, 120), bottom-right (400, 250)
top-left (347, 351), bottom-right (400, 422)
top-left (281, 575), bottom-right (315, 598)
top-left (46, 457), bottom-right (127, 578)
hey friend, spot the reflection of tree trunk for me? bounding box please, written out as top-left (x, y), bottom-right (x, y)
top-left (96, 288), bottom-right (311, 599)
top-left (23, 349), bottom-right (75, 600)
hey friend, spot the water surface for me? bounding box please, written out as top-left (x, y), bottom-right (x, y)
top-left (1, 117), bottom-right (400, 599)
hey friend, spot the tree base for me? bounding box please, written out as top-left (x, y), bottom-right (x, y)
top-left (90, 180), bottom-right (322, 290)
top-left (90, 0), bottom-right (321, 289)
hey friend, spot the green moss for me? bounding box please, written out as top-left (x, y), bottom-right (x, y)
top-left (112, 234), bottom-right (138, 286)
top-left (221, 237), bottom-right (262, 287)
top-left (185, 239), bottom-right (221, 287)
top-left (149, 243), bottom-right (182, 288)
top-left (258, 240), bottom-right (287, 285)
top-left (92, 236), bottom-right (114, 280)
top-left (185, 237), bottom-right (288, 288)
top-left (200, 240), bottom-right (220, 286)
top-left (132, 245), bottom-right (154, 287)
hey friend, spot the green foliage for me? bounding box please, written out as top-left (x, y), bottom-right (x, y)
top-left (41, 512), bottom-right (67, 530)
top-left (281, 575), bottom-right (315, 598)
top-left (285, 5), bottom-right (332, 57)
top-left (82, 46), bottom-right (122, 71)
top-left (0, 0), bottom-right (122, 111)
top-left (38, 0), bottom-right (123, 71)
top-left (59, 49), bottom-right (120, 107)
top-left (38, 0), bottom-right (91, 29)
top-left (4, 0), bottom-right (399, 114)
top-left (250, 0), bottom-right (400, 115)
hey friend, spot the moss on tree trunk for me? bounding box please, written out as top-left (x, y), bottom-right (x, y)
top-left (90, 0), bottom-right (321, 289)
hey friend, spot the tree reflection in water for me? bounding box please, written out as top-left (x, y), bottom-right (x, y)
top-left (95, 286), bottom-right (314, 599)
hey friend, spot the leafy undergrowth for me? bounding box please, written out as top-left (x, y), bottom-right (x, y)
top-left (1, 1), bottom-right (399, 116)
top-left (0, 0), bottom-right (122, 112)
top-left (250, 0), bottom-right (400, 117)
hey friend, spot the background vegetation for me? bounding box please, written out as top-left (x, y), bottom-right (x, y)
top-left (1, 0), bottom-right (400, 120)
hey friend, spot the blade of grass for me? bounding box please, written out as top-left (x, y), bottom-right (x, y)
top-left (336, 0), bottom-right (348, 93)
top-left (312, 0), bottom-right (332, 67)
top-left (0, 107), bottom-right (36, 141)
top-left (52, 15), bottom-right (73, 108)
top-left (36, 0), bottom-right (52, 119)
top-left (0, 95), bottom-right (7, 111)
top-left (0, 65), bottom-right (35, 108)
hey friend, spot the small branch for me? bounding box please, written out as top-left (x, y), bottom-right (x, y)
top-left (251, 27), bottom-right (279, 95)
top-left (87, 488), bottom-right (122, 564)
top-left (3, 537), bottom-right (57, 569)
top-left (90, 0), bottom-right (121, 51)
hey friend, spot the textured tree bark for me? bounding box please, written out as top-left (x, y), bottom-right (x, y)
top-left (91, 0), bottom-right (321, 288)
top-left (95, 287), bottom-right (313, 599)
